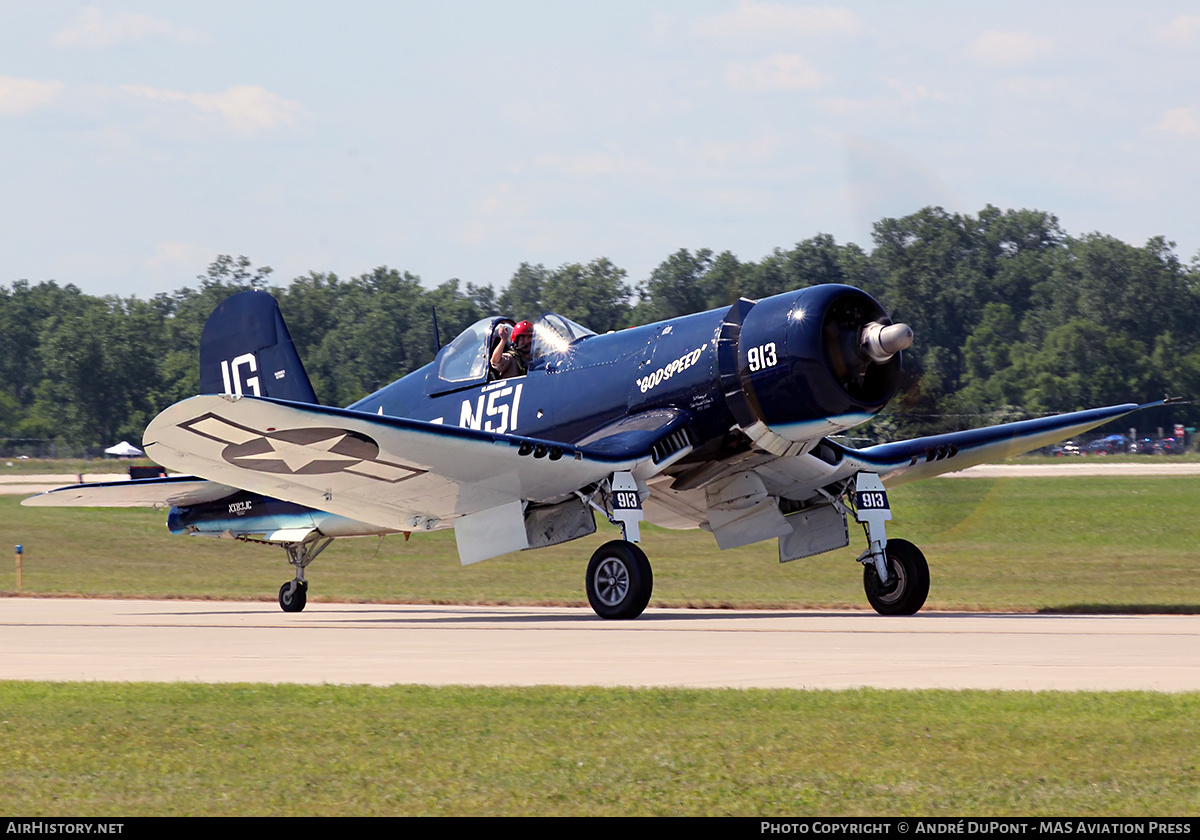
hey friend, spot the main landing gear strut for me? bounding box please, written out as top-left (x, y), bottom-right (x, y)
top-left (583, 471), bottom-right (654, 620)
top-left (851, 472), bottom-right (929, 615)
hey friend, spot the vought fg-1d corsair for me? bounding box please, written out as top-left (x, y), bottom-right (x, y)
top-left (25, 286), bottom-right (1157, 617)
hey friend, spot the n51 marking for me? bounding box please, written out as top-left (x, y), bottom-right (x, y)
top-left (460, 383), bottom-right (523, 434)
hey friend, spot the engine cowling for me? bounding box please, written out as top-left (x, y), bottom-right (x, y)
top-left (721, 285), bottom-right (910, 455)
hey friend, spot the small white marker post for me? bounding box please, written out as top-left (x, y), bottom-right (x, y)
top-left (15, 544), bottom-right (22, 593)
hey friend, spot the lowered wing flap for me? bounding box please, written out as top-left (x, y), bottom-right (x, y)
top-left (840, 402), bottom-right (1150, 486)
top-left (22, 475), bottom-right (241, 508)
top-left (143, 395), bottom-right (643, 533)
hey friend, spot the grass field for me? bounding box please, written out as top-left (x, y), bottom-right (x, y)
top-left (0, 458), bottom-right (159, 476)
top-left (3, 474), bottom-right (1197, 612)
top-left (2, 471), bottom-right (1197, 816)
top-left (1, 683), bottom-right (1197, 816)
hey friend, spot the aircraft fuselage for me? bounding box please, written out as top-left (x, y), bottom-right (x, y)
top-left (347, 284), bottom-right (902, 460)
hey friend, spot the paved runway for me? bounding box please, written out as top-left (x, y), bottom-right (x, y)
top-left (2, 598), bottom-right (1197, 691)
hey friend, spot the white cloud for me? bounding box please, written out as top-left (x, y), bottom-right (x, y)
top-left (53, 6), bottom-right (203, 48)
top-left (694, 2), bottom-right (860, 42)
top-left (1156, 15), bottom-right (1200, 48)
top-left (1153, 108), bottom-right (1200, 137)
top-left (190, 86), bottom-right (309, 133)
top-left (727, 53), bottom-right (824, 92)
top-left (967, 30), bottom-right (1054, 67)
top-left (0, 76), bottom-right (64, 115)
top-left (120, 84), bottom-right (309, 134)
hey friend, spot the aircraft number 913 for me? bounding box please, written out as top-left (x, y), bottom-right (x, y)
top-left (855, 490), bottom-right (890, 511)
top-left (747, 342), bottom-right (778, 372)
top-left (613, 491), bottom-right (641, 510)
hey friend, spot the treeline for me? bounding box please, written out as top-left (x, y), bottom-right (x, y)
top-left (2, 206), bottom-right (1198, 453)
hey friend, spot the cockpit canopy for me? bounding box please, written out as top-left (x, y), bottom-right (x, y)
top-left (432, 313), bottom-right (596, 393)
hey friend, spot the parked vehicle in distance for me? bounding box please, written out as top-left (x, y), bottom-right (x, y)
top-left (1153, 437), bottom-right (1183, 455)
top-left (1051, 440), bottom-right (1083, 456)
top-left (1086, 434), bottom-right (1128, 455)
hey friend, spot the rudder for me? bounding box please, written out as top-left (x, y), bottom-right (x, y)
top-left (199, 290), bottom-right (319, 404)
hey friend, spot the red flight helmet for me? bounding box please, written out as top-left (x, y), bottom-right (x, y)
top-left (510, 320), bottom-right (534, 349)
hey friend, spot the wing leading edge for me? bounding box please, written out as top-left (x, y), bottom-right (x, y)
top-left (837, 401), bottom-right (1153, 485)
top-left (22, 475), bottom-right (240, 508)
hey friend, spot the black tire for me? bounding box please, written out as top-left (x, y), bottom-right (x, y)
top-left (279, 580), bottom-right (308, 613)
top-left (863, 538), bottom-right (929, 616)
top-left (585, 540), bottom-right (653, 620)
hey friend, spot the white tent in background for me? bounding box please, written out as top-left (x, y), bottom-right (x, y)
top-left (103, 440), bottom-right (144, 458)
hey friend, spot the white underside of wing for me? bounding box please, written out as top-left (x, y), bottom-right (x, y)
top-left (143, 395), bottom-right (638, 532)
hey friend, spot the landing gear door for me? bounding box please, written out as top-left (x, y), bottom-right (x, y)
top-left (610, 471), bottom-right (644, 544)
top-left (854, 472), bottom-right (891, 526)
top-left (853, 472), bottom-right (892, 584)
top-left (778, 504), bottom-right (848, 563)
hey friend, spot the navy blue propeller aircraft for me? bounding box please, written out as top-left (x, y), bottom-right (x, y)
top-left (25, 286), bottom-right (1156, 617)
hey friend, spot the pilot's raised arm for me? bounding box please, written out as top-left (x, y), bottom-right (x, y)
top-left (491, 320), bottom-right (533, 379)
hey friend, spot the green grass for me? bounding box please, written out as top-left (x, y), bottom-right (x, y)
top-left (3, 476), bottom-right (1199, 612)
top-left (0, 458), bottom-right (156, 476)
top-left (0, 683), bottom-right (1196, 816)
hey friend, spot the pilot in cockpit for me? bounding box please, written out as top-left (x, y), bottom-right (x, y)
top-left (490, 320), bottom-right (533, 379)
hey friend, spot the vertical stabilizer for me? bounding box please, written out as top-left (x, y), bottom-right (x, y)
top-left (199, 290), bottom-right (320, 404)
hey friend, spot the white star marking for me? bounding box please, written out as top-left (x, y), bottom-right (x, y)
top-left (237, 433), bottom-right (356, 472)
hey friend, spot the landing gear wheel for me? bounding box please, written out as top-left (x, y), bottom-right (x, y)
top-left (586, 540), bottom-right (653, 620)
top-left (279, 580), bottom-right (308, 613)
top-left (863, 538), bottom-right (929, 616)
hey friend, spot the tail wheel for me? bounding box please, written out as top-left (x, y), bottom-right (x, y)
top-left (585, 540), bottom-right (653, 620)
top-left (863, 538), bottom-right (929, 616)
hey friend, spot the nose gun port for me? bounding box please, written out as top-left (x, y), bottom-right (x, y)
top-left (860, 322), bottom-right (913, 364)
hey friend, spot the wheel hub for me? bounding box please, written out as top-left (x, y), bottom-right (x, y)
top-left (595, 557), bottom-right (630, 606)
top-left (870, 559), bottom-right (907, 605)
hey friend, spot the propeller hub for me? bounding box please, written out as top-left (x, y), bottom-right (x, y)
top-left (861, 322), bottom-right (913, 364)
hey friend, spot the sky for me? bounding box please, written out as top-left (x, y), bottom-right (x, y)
top-left (3, 2), bottom-right (1200, 300)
